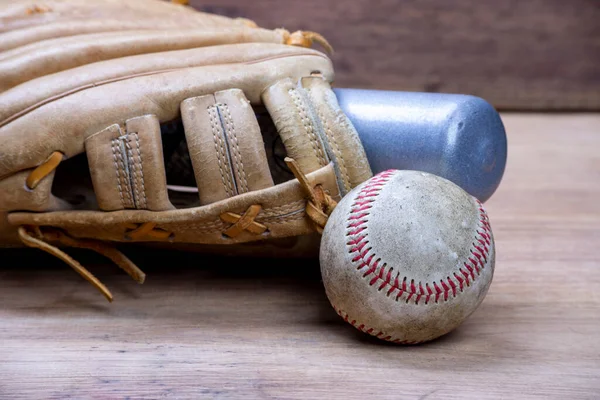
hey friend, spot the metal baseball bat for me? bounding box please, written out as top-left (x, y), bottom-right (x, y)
top-left (334, 89), bottom-right (507, 202)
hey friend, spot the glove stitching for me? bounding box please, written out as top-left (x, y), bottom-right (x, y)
top-left (125, 133), bottom-right (141, 209)
top-left (172, 200), bottom-right (307, 232)
top-left (133, 132), bottom-right (147, 209)
top-left (260, 209), bottom-right (306, 224)
top-left (258, 200), bottom-right (305, 217)
top-left (111, 138), bottom-right (125, 208)
top-left (288, 88), bottom-right (327, 167)
top-left (208, 105), bottom-right (235, 197)
top-left (317, 108), bottom-right (351, 193)
top-left (115, 137), bottom-right (134, 208)
top-left (220, 103), bottom-right (248, 193)
top-left (177, 210), bottom-right (305, 233)
top-left (173, 220), bottom-right (226, 233)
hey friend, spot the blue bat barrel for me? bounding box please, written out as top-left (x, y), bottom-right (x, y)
top-left (334, 89), bottom-right (507, 202)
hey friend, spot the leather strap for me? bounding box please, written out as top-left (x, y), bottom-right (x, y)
top-left (301, 77), bottom-right (373, 194)
top-left (85, 115), bottom-right (174, 211)
top-left (262, 78), bottom-right (330, 175)
top-left (181, 89), bottom-right (274, 205)
top-left (263, 76), bottom-right (372, 196)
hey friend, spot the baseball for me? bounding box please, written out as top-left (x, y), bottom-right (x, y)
top-left (320, 170), bottom-right (495, 344)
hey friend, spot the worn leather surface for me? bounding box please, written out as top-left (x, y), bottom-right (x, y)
top-left (86, 115), bottom-right (174, 211)
top-left (0, 169), bottom-right (68, 212)
top-left (302, 77), bottom-right (373, 195)
top-left (262, 78), bottom-right (330, 175)
top-left (1, 0), bottom-right (245, 33)
top-left (320, 171), bottom-right (495, 343)
top-left (0, 0), bottom-right (372, 253)
top-left (0, 51), bottom-right (332, 184)
top-left (0, 44), bottom-right (330, 126)
top-left (0, 29), bottom-right (286, 91)
top-left (9, 164), bottom-right (340, 245)
top-left (182, 90), bottom-right (274, 205)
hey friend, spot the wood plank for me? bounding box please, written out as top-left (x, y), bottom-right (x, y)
top-left (1, 113), bottom-right (599, 398)
top-left (190, 0), bottom-right (600, 110)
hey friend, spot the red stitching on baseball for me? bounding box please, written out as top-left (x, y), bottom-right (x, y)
top-left (332, 305), bottom-right (425, 345)
top-left (343, 170), bottom-right (492, 307)
top-left (332, 172), bottom-right (494, 343)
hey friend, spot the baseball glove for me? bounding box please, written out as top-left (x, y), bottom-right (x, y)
top-left (0, 0), bottom-right (372, 301)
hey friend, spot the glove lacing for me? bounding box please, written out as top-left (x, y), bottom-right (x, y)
top-left (17, 154), bottom-right (336, 301)
top-left (284, 157), bottom-right (337, 234)
top-left (17, 225), bottom-right (145, 302)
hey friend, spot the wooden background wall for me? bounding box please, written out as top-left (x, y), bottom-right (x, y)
top-left (190, 0), bottom-right (599, 111)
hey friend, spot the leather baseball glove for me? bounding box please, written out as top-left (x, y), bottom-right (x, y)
top-left (0, 0), bottom-right (372, 301)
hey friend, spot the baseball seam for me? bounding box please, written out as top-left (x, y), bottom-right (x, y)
top-left (333, 305), bottom-right (425, 345)
top-left (337, 170), bottom-right (493, 343)
top-left (345, 170), bottom-right (492, 306)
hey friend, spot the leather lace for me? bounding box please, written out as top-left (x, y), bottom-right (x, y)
top-left (18, 154), bottom-right (335, 301)
top-left (283, 31), bottom-right (334, 55)
top-left (26, 151), bottom-right (63, 189)
top-left (220, 204), bottom-right (267, 238)
top-left (285, 157), bottom-right (337, 233)
top-left (18, 154), bottom-right (160, 301)
top-left (18, 226), bottom-right (145, 302)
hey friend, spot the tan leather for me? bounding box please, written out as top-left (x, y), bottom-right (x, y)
top-left (181, 90), bottom-right (274, 205)
top-left (0, 0), bottom-right (245, 33)
top-left (9, 164), bottom-right (341, 245)
top-left (262, 78), bottom-right (330, 175)
top-left (17, 225), bottom-right (147, 302)
top-left (285, 157), bottom-right (338, 234)
top-left (0, 27), bottom-right (282, 62)
top-left (87, 124), bottom-right (136, 210)
top-left (85, 115), bottom-right (174, 211)
top-left (0, 20), bottom-right (189, 52)
top-left (302, 77), bottom-right (373, 194)
top-left (211, 90), bottom-right (274, 195)
top-left (221, 204), bottom-right (267, 238)
top-left (0, 170), bottom-right (69, 212)
top-left (0, 44), bottom-right (332, 126)
top-left (0, 212), bottom-right (19, 247)
top-left (0, 28), bottom-right (288, 91)
top-left (125, 116), bottom-right (174, 211)
top-left (262, 76), bottom-right (373, 196)
top-left (182, 94), bottom-right (237, 204)
top-left (0, 15), bottom-right (258, 52)
top-left (0, 0), bottom-right (373, 260)
top-left (0, 51), bottom-right (333, 213)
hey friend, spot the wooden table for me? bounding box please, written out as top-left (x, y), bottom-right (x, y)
top-left (1, 114), bottom-right (599, 399)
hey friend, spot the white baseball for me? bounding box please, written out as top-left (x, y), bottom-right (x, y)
top-left (320, 170), bottom-right (495, 344)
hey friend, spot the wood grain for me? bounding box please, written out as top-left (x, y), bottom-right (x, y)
top-left (190, 0), bottom-right (600, 111)
top-left (1, 114), bottom-right (600, 398)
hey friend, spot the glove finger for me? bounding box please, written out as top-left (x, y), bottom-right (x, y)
top-left (181, 89), bottom-right (274, 205)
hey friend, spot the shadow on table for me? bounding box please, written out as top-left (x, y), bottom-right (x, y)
top-left (0, 244), bottom-right (328, 312)
top-left (0, 246), bottom-right (512, 358)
